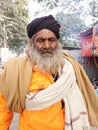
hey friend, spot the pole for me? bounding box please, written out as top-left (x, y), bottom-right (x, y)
top-left (3, 23), bottom-right (7, 48)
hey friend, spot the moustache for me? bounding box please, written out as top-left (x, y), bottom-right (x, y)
top-left (40, 49), bottom-right (53, 54)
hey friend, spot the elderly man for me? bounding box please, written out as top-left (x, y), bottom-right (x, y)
top-left (0, 15), bottom-right (98, 130)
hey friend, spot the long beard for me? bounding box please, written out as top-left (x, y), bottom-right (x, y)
top-left (26, 43), bottom-right (64, 74)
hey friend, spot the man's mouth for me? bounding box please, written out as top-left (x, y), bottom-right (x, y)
top-left (41, 51), bottom-right (53, 56)
top-left (41, 49), bottom-right (53, 54)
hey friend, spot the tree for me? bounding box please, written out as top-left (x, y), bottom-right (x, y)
top-left (36, 0), bottom-right (98, 47)
top-left (0, 0), bottom-right (29, 54)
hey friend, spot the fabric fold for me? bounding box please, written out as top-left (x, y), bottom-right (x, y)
top-left (25, 59), bottom-right (90, 130)
top-left (0, 52), bottom-right (98, 128)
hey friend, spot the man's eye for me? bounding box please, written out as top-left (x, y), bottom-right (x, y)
top-left (48, 38), bottom-right (56, 42)
top-left (37, 38), bottom-right (45, 42)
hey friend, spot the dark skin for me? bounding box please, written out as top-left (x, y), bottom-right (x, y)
top-left (33, 29), bottom-right (58, 56)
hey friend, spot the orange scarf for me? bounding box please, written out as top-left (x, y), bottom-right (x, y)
top-left (0, 53), bottom-right (98, 127)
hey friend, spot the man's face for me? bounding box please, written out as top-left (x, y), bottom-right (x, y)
top-left (33, 29), bottom-right (58, 57)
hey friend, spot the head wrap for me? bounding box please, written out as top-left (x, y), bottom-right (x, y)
top-left (27, 15), bottom-right (61, 39)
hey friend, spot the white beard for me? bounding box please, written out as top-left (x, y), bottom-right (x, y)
top-left (26, 43), bottom-right (64, 74)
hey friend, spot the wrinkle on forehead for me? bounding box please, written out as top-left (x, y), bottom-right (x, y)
top-left (34, 29), bottom-right (57, 39)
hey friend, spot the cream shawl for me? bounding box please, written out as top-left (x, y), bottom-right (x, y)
top-left (0, 53), bottom-right (98, 128)
top-left (25, 58), bottom-right (90, 130)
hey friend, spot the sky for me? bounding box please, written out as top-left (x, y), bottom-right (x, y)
top-left (28, 0), bottom-right (40, 20)
top-left (28, 0), bottom-right (94, 26)
top-left (28, 0), bottom-right (59, 20)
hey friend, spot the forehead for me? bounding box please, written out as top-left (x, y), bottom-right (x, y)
top-left (35, 29), bottom-right (57, 38)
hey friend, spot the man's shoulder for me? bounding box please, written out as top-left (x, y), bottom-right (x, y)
top-left (3, 56), bottom-right (29, 68)
top-left (7, 56), bottom-right (28, 62)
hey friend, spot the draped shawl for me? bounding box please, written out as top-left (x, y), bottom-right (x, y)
top-left (0, 53), bottom-right (98, 127)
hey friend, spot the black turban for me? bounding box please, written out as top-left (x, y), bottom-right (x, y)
top-left (27, 15), bottom-right (61, 39)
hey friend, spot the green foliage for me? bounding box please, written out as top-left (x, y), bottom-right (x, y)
top-left (1, 0), bottom-right (98, 51)
top-left (36, 0), bottom-right (98, 48)
top-left (0, 0), bottom-right (29, 53)
top-left (56, 12), bottom-right (85, 47)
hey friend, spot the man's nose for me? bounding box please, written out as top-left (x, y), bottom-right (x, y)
top-left (44, 40), bottom-right (50, 48)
